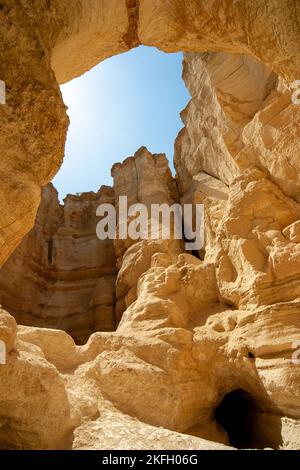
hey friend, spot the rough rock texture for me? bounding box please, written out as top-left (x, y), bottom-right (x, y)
top-left (0, 0), bottom-right (300, 452)
top-left (0, 147), bottom-right (182, 340)
top-left (0, 184), bottom-right (116, 344)
top-left (112, 147), bottom-right (183, 321)
top-left (72, 408), bottom-right (231, 450)
top-left (0, 309), bottom-right (16, 355)
top-left (175, 52), bottom-right (300, 200)
top-left (51, 0), bottom-right (300, 83)
top-left (1, 135), bottom-right (300, 449)
top-left (1, 1), bottom-right (300, 267)
top-left (0, 1), bottom-right (68, 267)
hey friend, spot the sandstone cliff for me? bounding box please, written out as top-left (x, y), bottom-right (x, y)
top-left (0, 0), bottom-right (300, 452)
top-left (0, 184), bottom-right (116, 344)
top-left (1, 0), bottom-right (300, 267)
top-left (112, 147), bottom-right (183, 321)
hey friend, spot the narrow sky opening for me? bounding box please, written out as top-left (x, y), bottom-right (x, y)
top-left (53, 46), bottom-right (190, 200)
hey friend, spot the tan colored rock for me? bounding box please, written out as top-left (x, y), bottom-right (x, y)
top-left (51, 0), bottom-right (132, 84)
top-left (0, 0), bottom-right (300, 452)
top-left (138, 0), bottom-right (300, 81)
top-left (112, 147), bottom-right (183, 321)
top-left (1, 0), bottom-right (300, 267)
top-left (118, 253), bottom-right (220, 334)
top-left (176, 51), bottom-right (300, 200)
top-left (0, 309), bottom-right (17, 354)
top-left (50, 0), bottom-right (300, 83)
top-left (73, 408), bottom-right (232, 450)
top-left (0, 2), bottom-right (68, 267)
top-left (206, 169), bottom-right (300, 309)
top-left (0, 184), bottom-right (116, 344)
top-left (116, 239), bottom-right (181, 313)
top-left (0, 345), bottom-right (74, 449)
top-left (17, 326), bottom-right (79, 371)
top-left (193, 301), bottom-right (300, 448)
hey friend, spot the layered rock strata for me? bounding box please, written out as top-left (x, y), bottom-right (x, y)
top-left (1, 1), bottom-right (300, 265)
top-left (0, 0), bottom-right (300, 452)
top-left (0, 184), bottom-right (116, 344)
top-left (111, 147), bottom-right (183, 322)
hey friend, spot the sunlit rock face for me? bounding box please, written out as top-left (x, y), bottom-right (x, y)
top-left (0, 147), bottom-right (181, 340)
top-left (175, 51), bottom-right (300, 200)
top-left (112, 147), bottom-right (183, 322)
top-left (0, 184), bottom-right (116, 344)
top-left (1, 0), bottom-right (300, 267)
top-left (0, 0), bottom-right (300, 452)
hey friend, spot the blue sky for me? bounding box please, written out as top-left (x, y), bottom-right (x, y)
top-left (53, 46), bottom-right (190, 200)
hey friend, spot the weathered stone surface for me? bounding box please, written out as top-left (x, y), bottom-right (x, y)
top-left (175, 51), bottom-right (300, 200)
top-left (73, 408), bottom-right (232, 450)
top-left (112, 147), bottom-right (183, 321)
top-left (138, 0), bottom-right (300, 81)
top-left (1, 1), bottom-right (300, 267)
top-left (0, 309), bottom-right (16, 354)
top-left (0, 1), bottom-right (68, 266)
top-left (0, 310), bottom-right (75, 450)
top-left (51, 0), bottom-right (300, 83)
top-left (0, 184), bottom-right (116, 344)
top-left (51, 0), bottom-right (132, 84)
top-left (0, 0), bottom-right (300, 452)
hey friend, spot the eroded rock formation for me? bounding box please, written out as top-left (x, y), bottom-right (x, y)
top-left (0, 184), bottom-right (116, 344)
top-left (1, 0), bottom-right (300, 266)
top-left (112, 147), bottom-right (183, 321)
top-left (0, 0), bottom-right (300, 452)
top-left (0, 148), bottom-right (181, 341)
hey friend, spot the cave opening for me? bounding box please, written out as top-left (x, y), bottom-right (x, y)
top-left (215, 389), bottom-right (273, 449)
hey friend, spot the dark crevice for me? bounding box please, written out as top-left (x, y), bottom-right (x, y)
top-left (123, 0), bottom-right (140, 48)
top-left (215, 389), bottom-right (281, 449)
top-left (190, 248), bottom-right (205, 260)
top-left (47, 238), bottom-right (53, 265)
top-left (182, 221), bottom-right (206, 261)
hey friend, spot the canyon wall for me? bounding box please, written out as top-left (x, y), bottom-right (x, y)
top-left (1, 53), bottom-right (300, 447)
top-left (0, 148), bottom-right (181, 342)
top-left (0, 0), bottom-right (300, 452)
top-left (111, 147), bottom-right (183, 321)
top-left (0, 184), bottom-right (116, 344)
top-left (1, 1), bottom-right (300, 266)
